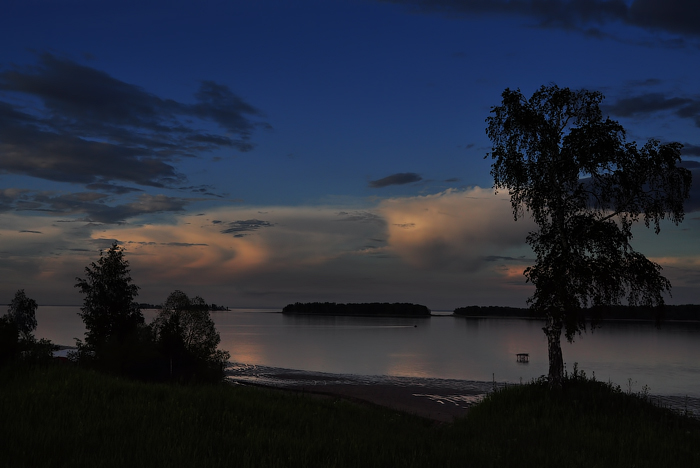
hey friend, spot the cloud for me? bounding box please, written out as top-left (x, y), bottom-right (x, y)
top-left (483, 255), bottom-right (532, 262)
top-left (628, 0), bottom-right (700, 37)
top-left (369, 172), bottom-right (423, 188)
top-left (681, 144), bottom-right (700, 157)
top-left (84, 183), bottom-right (143, 195)
top-left (605, 93), bottom-right (694, 116)
top-left (82, 205), bottom-right (394, 294)
top-left (22, 192), bottom-right (189, 224)
top-left (380, 0), bottom-right (700, 43)
top-left (0, 188), bottom-right (28, 212)
top-left (220, 219), bottom-right (274, 237)
top-left (682, 167), bottom-right (700, 213)
top-left (378, 187), bottom-right (534, 271)
top-left (336, 211), bottom-right (385, 224)
top-left (605, 92), bottom-right (700, 127)
top-left (14, 188), bottom-right (697, 308)
top-left (0, 53), bottom-right (267, 188)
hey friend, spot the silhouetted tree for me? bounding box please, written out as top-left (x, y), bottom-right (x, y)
top-left (1, 290), bottom-right (56, 366)
top-left (486, 84), bottom-right (691, 389)
top-left (151, 290), bottom-right (230, 381)
top-left (75, 242), bottom-right (144, 368)
top-left (6, 289), bottom-right (38, 341)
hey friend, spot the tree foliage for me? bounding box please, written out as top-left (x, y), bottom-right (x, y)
top-left (151, 290), bottom-right (230, 382)
top-left (75, 242), bottom-right (144, 354)
top-left (1, 290), bottom-right (56, 366)
top-left (6, 289), bottom-right (38, 340)
top-left (486, 84), bottom-right (691, 388)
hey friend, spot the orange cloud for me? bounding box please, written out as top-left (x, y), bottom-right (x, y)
top-left (379, 188), bottom-right (533, 271)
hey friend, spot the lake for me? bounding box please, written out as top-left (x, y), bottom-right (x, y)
top-left (35, 306), bottom-right (700, 408)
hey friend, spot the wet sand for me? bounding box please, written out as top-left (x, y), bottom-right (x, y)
top-left (286, 382), bottom-right (474, 422)
top-left (226, 364), bottom-right (490, 422)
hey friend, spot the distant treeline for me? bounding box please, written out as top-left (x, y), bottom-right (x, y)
top-left (283, 302), bottom-right (431, 317)
top-left (454, 304), bottom-right (700, 321)
top-left (138, 303), bottom-right (229, 311)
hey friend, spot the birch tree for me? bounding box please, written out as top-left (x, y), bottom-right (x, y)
top-left (486, 85), bottom-right (691, 389)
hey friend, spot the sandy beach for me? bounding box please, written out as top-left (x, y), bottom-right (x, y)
top-left (226, 366), bottom-right (487, 422)
top-left (286, 382), bottom-right (475, 422)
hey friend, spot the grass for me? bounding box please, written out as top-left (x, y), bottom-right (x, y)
top-left (1, 364), bottom-right (699, 467)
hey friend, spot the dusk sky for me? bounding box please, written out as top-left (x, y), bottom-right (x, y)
top-left (1, 0), bottom-right (699, 310)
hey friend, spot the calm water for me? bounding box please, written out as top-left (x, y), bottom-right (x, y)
top-left (36, 306), bottom-right (700, 402)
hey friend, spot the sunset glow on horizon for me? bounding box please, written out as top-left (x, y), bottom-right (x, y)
top-left (2, 1), bottom-right (699, 310)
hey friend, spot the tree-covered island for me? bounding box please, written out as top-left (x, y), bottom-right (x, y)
top-left (282, 302), bottom-right (431, 317)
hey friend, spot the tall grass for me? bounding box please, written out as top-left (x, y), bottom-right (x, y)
top-left (1, 364), bottom-right (698, 467)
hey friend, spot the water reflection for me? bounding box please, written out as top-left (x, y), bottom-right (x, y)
top-left (34, 306), bottom-right (700, 400)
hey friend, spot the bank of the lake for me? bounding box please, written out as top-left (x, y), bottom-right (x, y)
top-left (1, 364), bottom-right (698, 468)
top-left (34, 306), bottom-right (700, 405)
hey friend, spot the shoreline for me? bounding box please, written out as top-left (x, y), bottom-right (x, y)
top-left (226, 364), bottom-right (496, 422)
top-left (227, 376), bottom-right (479, 422)
top-left (225, 363), bottom-right (700, 420)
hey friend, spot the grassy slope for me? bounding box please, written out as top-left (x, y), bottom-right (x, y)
top-left (1, 365), bottom-right (698, 467)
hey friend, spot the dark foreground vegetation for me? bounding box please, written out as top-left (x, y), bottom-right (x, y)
top-left (1, 363), bottom-right (698, 468)
top-left (454, 304), bottom-right (700, 321)
top-left (283, 302), bottom-right (431, 316)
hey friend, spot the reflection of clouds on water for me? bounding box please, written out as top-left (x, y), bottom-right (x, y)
top-left (36, 307), bottom-right (700, 411)
top-left (226, 341), bottom-right (266, 366)
top-left (386, 352), bottom-right (432, 379)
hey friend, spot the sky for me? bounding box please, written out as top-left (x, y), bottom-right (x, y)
top-left (1, 0), bottom-right (699, 310)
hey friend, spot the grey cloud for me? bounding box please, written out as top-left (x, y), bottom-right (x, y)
top-left (337, 211), bottom-right (385, 224)
top-left (0, 188), bottom-right (29, 212)
top-left (369, 172), bottom-right (423, 188)
top-left (605, 93), bottom-right (694, 116)
top-left (161, 242), bottom-right (209, 247)
top-left (483, 255), bottom-right (532, 262)
top-left (683, 167), bottom-right (700, 213)
top-left (24, 192), bottom-right (189, 224)
top-left (681, 144), bottom-right (700, 157)
top-left (380, 0), bottom-right (700, 41)
top-left (0, 53), bottom-right (267, 188)
top-left (221, 219), bottom-right (273, 237)
top-left (179, 184), bottom-right (227, 198)
top-left (19, 230), bottom-right (42, 234)
top-left (605, 92), bottom-right (700, 127)
top-left (628, 0), bottom-right (700, 37)
top-left (85, 183), bottom-right (143, 194)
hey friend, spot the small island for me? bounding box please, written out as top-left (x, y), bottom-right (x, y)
top-left (282, 302), bottom-right (431, 317)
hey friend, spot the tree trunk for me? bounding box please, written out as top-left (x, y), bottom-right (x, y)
top-left (544, 317), bottom-right (564, 390)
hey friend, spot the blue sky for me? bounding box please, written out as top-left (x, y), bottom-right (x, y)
top-left (1, 0), bottom-right (699, 309)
